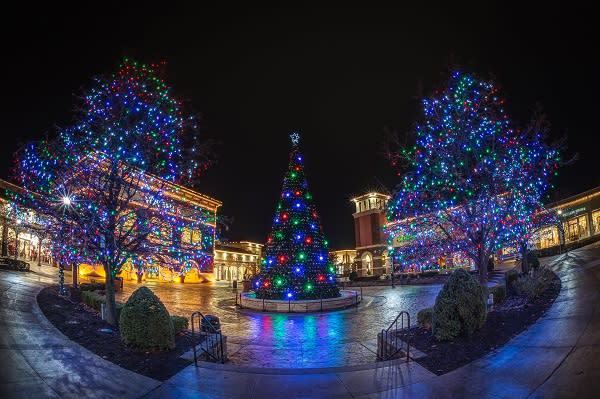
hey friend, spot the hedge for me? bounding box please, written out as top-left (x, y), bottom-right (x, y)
top-left (81, 290), bottom-right (124, 319)
top-left (171, 315), bottom-right (189, 335)
top-left (0, 257), bottom-right (30, 272)
top-left (79, 282), bottom-right (105, 292)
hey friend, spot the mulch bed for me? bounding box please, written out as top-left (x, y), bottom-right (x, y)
top-left (398, 272), bottom-right (561, 375)
top-left (37, 285), bottom-right (195, 381)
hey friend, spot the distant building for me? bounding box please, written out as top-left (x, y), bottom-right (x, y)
top-left (351, 192), bottom-right (391, 276)
top-left (329, 249), bottom-right (357, 275)
top-left (214, 241), bottom-right (263, 282)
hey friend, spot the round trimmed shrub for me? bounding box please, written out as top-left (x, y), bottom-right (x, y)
top-left (433, 268), bottom-right (486, 341)
top-left (417, 307), bottom-right (433, 329)
top-left (119, 286), bottom-right (174, 351)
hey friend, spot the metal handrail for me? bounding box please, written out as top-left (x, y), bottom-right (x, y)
top-left (191, 311), bottom-right (224, 365)
top-left (378, 310), bottom-right (410, 362)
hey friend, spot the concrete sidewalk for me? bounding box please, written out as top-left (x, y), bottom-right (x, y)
top-left (1, 244), bottom-right (599, 398)
top-left (0, 267), bottom-right (160, 399)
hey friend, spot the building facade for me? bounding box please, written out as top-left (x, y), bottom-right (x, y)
top-left (1, 179), bottom-right (54, 266)
top-left (1, 177), bottom-right (222, 283)
top-left (349, 187), bottom-right (600, 274)
top-left (351, 192), bottom-right (391, 276)
top-left (214, 241), bottom-right (263, 282)
top-left (528, 187), bottom-right (600, 251)
top-left (329, 249), bottom-right (357, 275)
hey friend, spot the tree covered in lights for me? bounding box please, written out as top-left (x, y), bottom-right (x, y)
top-left (386, 71), bottom-right (561, 291)
top-left (14, 58), bottom-right (214, 325)
top-left (254, 133), bottom-right (340, 300)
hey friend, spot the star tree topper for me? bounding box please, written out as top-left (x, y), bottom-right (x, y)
top-left (290, 131), bottom-right (300, 146)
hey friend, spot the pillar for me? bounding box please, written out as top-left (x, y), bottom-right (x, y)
top-left (1, 220), bottom-right (7, 257)
top-left (14, 231), bottom-right (19, 260)
top-left (72, 263), bottom-right (78, 288)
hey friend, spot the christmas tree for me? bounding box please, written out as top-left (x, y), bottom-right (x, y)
top-left (385, 71), bottom-right (560, 289)
top-left (254, 132), bottom-right (340, 300)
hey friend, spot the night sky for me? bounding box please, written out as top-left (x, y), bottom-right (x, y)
top-left (1, 5), bottom-right (598, 249)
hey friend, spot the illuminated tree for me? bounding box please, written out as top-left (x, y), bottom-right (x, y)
top-left (14, 58), bottom-right (214, 325)
top-left (253, 133), bottom-right (339, 300)
top-left (386, 71), bottom-right (561, 291)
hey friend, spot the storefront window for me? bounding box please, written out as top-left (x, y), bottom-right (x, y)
top-left (530, 226), bottom-right (559, 249)
top-left (592, 210), bottom-right (600, 235)
top-left (564, 215), bottom-right (589, 242)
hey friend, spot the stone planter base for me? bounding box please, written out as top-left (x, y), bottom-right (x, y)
top-left (238, 290), bottom-right (361, 313)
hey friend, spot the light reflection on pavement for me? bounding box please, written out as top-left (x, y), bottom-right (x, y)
top-left (114, 280), bottom-right (442, 368)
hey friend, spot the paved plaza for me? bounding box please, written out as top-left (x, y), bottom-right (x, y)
top-left (114, 275), bottom-right (441, 368)
top-left (1, 244), bottom-right (599, 398)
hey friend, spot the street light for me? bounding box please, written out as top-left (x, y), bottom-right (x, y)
top-left (557, 209), bottom-right (566, 254)
top-left (388, 246), bottom-right (395, 288)
top-left (57, 195), bottom-right (73, 296)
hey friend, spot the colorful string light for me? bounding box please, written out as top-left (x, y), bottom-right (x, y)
top-left (386, 71), bottom-right (560, 278)
top-left (13, 58), bottom-right (215, 286)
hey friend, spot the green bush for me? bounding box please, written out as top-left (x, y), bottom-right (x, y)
top-left (119, 287), bottom-right (174, 351)
top-left (0, 257), bottom-right (30, 271)
top-left (80, 282), bottom-right (105, 292)
top-left (171, 315), bottom-right (189, 335)
top-left (349, 271), bottom-right (358, 281)
top-left (505, 269), bottom-right (519, 285)
top-left (514, 267), bottom-right (554, 299)
top-left (81, 290), bottom-right (124, 319)
top-left (417, 307), bottom-right (433, 329)
top-left (81, 290), bottom-right (103, 310)
top-left (527, 251), bottom-right (540, 270)
top-left (433, 268), bottom-right (487, 341)
top-left (489, 284), bottom-right (506, 304)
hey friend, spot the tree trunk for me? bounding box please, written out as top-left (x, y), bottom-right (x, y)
top-left (520, 241), bottom-right (528, 274)
top-left (137, 273), bottom-right (143, 283)
top-left (478, 252), bottom-right (489, 299)
top-left (104, 264), bottom-right (119, 326)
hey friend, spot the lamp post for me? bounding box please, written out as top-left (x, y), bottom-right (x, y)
top-left (57, 195), bottom-right (72, 296)
top-left (557, 209), bottom-right (566, 254)
top-left (388, 246), bottom-right (395, 288)
top-left (14, 219), bottom-right (21, 260)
